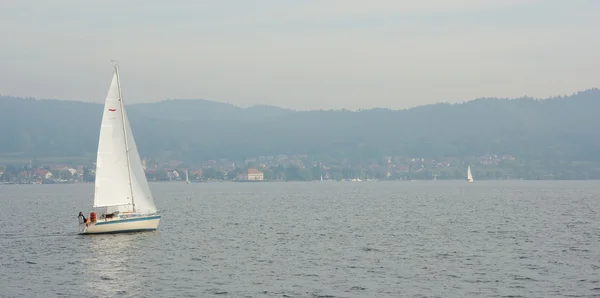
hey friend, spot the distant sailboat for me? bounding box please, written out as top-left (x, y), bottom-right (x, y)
top-left (78, 63), bottom-right (160, 234)
top-left (467, 165), bottom-right (474, 183)
top-left (185, 169), bottom-right (190, 184)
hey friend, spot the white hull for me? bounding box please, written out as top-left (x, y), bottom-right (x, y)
top-left (78, 215), bottom-right (160, 235)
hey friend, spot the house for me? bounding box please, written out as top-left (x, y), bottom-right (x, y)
top-left (166, 170), bottom-right (180, 180)
top-left (238, 168), bottom-right (264, 181)
top-left (48, 164), bottom-right (69, 171)
top-left (190, 169), bottom-right (203, 179)
top-left (34, 168), bottom-right (53, 180)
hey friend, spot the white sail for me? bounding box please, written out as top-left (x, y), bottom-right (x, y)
top-left (93, 73), bottom-right (133, 211)
top-left (93, 67), bottom-right (157, 214)
top-left (123, 107), bottom-right (157, 214)
top-left (467, 165), bottom-right (474, 182)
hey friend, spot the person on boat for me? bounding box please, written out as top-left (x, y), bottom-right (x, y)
top-left (78, 212), bottom-right (88, 227)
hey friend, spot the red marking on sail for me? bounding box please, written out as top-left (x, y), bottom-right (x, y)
top-left (108, 108), bottom-right (116, 112)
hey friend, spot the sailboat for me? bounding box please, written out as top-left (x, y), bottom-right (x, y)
top-left (185, 169), bottom-right (190, 184)
top-left (78, 63), bottom-right (160, 234)
top-left (467, 165), bottom-right (474, 183)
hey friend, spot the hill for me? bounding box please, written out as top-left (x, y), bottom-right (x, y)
top-left (0, 89), bottom-right (599, 163)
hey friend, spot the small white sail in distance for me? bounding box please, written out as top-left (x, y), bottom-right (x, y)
top-left (467, 165), bottom-right (474, 183)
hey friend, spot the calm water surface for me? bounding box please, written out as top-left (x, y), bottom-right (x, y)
top-left (1, 181), bottom-right (599, 297)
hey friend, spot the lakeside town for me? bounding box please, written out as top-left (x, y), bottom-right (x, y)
top-left (3, 153), bottom-right (589, 184)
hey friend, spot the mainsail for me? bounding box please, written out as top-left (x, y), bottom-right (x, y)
top-left (93, 66), bottom-right (157, 214)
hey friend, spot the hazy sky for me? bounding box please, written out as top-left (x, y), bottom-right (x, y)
top-left (1, 0), bottom-right (599, 110)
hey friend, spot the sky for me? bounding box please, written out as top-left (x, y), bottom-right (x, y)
top-left (0, 0), bottom-right (599, 110)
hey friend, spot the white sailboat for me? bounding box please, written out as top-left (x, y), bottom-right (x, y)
top-left (185, 169), bottom-right (190, 184)
top-left (78, 63), bottom-right (160, 234)
top-left (467, 165), bottom-right (474, 183)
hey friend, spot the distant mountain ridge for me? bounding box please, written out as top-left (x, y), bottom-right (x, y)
top-left (0, 89), bottom-right (599, 163)
top-left (129, 99), bottom-right (294, 122)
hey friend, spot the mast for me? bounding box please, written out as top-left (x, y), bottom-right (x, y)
top-left (113, 61), bottom-right (136, 212)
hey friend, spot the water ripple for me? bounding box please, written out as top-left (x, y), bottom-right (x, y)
top-left (1, 181), bottom-right (599, 297)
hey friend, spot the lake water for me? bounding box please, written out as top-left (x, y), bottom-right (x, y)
top-left (1, 181), bottom-right (599, 297)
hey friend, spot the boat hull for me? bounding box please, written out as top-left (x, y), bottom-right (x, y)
top-left (78, 215), bottom-right (161, 235)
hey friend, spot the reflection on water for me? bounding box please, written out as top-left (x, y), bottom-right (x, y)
top-left (81, 233), bottom-right (158, 297)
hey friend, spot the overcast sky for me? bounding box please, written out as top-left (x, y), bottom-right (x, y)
top-left (1, 0), bottom-right (599, 110)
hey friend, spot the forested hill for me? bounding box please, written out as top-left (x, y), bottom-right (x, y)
top-left (0, 89), bottom-right (599, 163)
